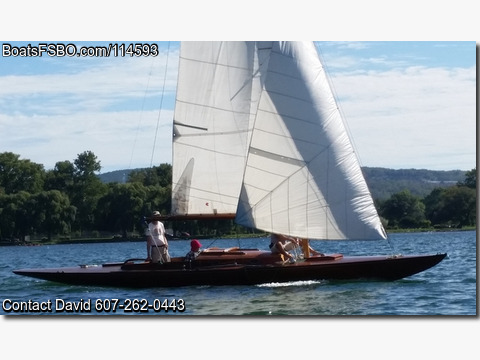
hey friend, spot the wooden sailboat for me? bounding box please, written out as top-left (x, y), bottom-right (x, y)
top-left (14, 41), bottom-right (446, 288)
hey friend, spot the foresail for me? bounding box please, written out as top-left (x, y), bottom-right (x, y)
top-left (235, 42), bottom-right (386, 240)
top-left (171, 42), bottom-right (259, 217)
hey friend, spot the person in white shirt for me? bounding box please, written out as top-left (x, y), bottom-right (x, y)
top-left (146, 211), bottom-right (171, 263)
top-left (269, 233), bottom-right (299, 263)
top-left (269, 233), bottom-right (324, 263)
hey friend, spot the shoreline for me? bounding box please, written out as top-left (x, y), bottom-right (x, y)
top-left (1, 228), bottom-right (475, 247)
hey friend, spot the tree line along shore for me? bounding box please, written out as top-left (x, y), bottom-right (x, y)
top-left (0, 151), bottom-right (476, 246)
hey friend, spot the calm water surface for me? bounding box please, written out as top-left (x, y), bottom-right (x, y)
top-left (0, 231), bottom-right (476, 316)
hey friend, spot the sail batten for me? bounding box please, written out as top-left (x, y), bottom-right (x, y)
top-left (171, 41), bottom-right (386, 241)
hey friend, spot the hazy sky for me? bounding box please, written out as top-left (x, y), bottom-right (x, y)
top-left (0, 41), bottom-right (476, 173)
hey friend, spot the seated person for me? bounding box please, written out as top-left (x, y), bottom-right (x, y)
top-left (269, 233), bottom-right (324, 263)
top-left (269, 233), bottom-right (299, 263)
top-left (185, 239), bottom-right (202, 262)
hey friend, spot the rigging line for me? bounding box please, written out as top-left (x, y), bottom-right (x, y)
top-left (150, 41), bottom-right (171, 167)
top-left (386, 235), bottom-right (397, 254)
top-left (129, 56), bottom-right (157, 170)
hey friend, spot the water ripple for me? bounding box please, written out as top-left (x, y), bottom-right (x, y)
top-left (1, 231), bottom-right (476, 316)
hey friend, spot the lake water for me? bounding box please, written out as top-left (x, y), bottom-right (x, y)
top-left (0, 230), bottom-right (476, 316)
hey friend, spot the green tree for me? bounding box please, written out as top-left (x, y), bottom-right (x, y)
top-left (0, 191), bottom-right (32, 240)
top-left (458, 168), bottom-right (476, 189)
top-left (74, 151), bottom-right (102, 178)
top-left (44, 161), bottom-right (75, 194)
top-left (425, 169), bottom-right (477, 228)
top-left (128, 163), bottom-right (172, 187)
top-left (424, 186), bottom-right (476, 227)
top-left (31, 190), bottom-right (76, 241)
top-left (96, 182), bottom-right (147, 238)
top-left (423, 188), bottom-right (445, 226)
top-left (127, 164), bottom-right (172, 218)
top-left (442, 186), bottom-right (476, 227)
top-left (379, 190), bottom-right (428, 228)
top-left (0, 152), bottom-right (45, 194)
top-left (144, 184), bottom-right (171, 215)
top-left (70, 151), bottom-right (107, 233)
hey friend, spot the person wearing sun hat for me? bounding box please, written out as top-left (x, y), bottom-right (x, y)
top-left (184, 239), bottom-right (202, 264)
top-left (146, 210), bottom-right (170, 263)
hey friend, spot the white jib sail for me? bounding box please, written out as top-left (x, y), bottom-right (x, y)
top-left (235, 42), bottom-right (386, 240)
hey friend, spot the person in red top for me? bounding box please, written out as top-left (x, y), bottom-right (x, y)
top-left (185, 239), bottom-right (202, 262)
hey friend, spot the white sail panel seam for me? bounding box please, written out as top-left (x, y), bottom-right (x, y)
top-left (174, 141), bottom-right (247, 159)
top-left (174, 99), bottom-right (253, 117)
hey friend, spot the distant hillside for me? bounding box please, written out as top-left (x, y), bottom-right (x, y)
top-left (98, 167), bottom-right (467, 200)
top-left (98, 169), bottom-right (138, 184)
top-left (362, 167), bottom-right (465, 200)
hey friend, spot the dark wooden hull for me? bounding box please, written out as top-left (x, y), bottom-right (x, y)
top-left (13, 248), bottom-right (447, 288)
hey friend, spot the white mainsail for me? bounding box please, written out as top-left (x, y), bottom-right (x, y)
top-left (172, 41), bottom-right (386, 241)
top-left (172, 42), bottom-right (257, 216)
